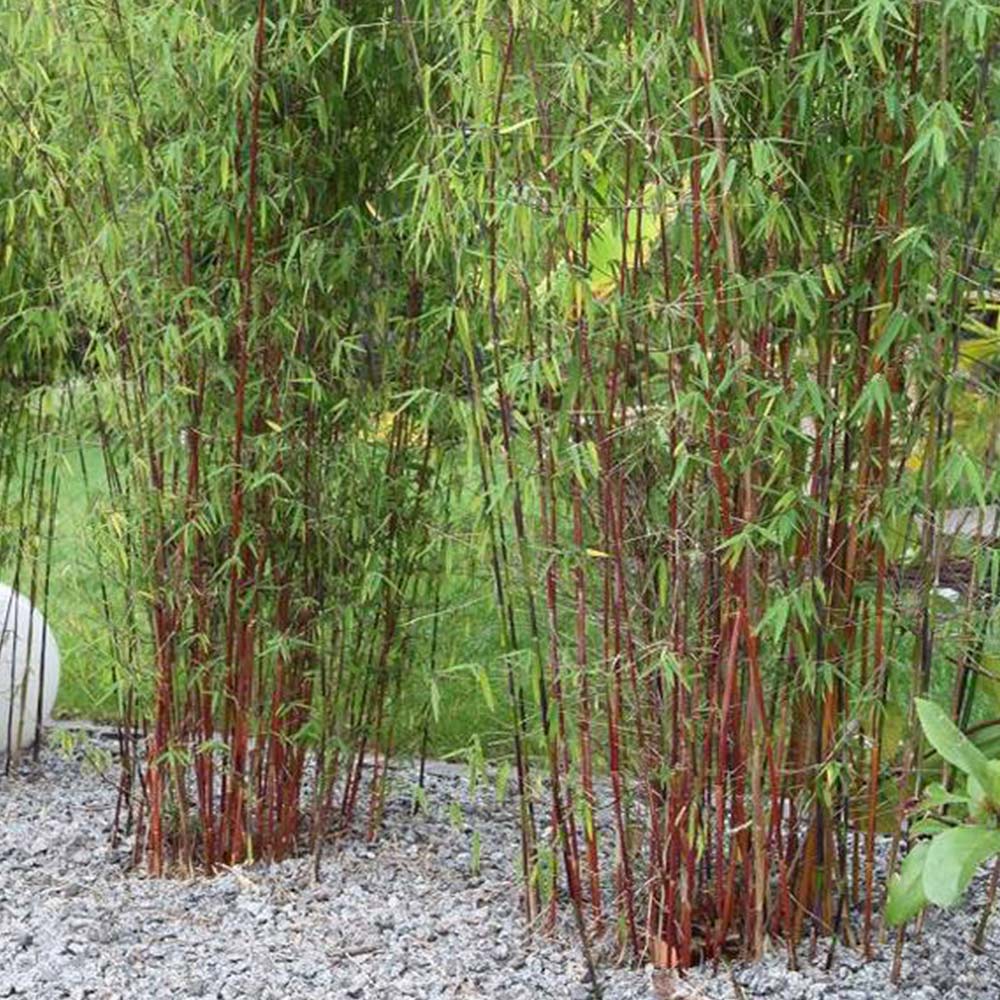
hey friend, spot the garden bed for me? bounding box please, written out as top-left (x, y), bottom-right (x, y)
top-left (1, 741), bottom-right (998, 999)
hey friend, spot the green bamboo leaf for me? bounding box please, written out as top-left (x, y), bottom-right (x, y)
top-left (341, 26), bottom-right (354, 91)
top-left (477, 663), bottom-right (495, 712)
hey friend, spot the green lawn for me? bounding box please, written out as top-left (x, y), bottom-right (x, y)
top-left (46, 444), bottom-right (122, 720)
top-left (37, 441), bottom-right (510, 752)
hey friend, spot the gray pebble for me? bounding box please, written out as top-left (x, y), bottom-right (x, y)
top-left (2, 748), bottom-right (999, 999)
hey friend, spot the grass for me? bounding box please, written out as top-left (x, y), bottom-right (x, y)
top-left (37, 437), bottom-right (509, 750)
top-left (45, 444), bottom-right (120, 720)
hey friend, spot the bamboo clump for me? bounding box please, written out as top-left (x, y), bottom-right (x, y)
top-left (1, 0), bottom-right (998, 975)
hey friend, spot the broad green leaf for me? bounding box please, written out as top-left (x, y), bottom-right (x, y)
top-left (920, 783), bottom-right (971, 809)
top-left (917, 699), bottom-right (1000, 805)
top-left (885, 841), bottom-right (930, 926)
top-left (968, 763), bottom-right (1000, 822)
top-left (909, 818), bottom-right (951, 837)
top-left (922, 827), bottom-right (1000, 908)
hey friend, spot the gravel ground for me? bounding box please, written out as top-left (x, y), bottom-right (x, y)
top-left (1, 740), bottom-right (998, 1000)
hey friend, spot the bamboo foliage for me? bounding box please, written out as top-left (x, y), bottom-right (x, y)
top-left (400, 0), bottom-right (1000, 968)
top-left (2, 0), bottom-right (454, 870)
top-left (2, 0), bottom-right (1000, 975)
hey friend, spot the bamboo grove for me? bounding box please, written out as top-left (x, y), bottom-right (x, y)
top-left (2, 0), bottom-right (1000, 977)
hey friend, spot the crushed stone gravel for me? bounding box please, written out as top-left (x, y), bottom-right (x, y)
top-left (1, 741), bottom-right (998, 999)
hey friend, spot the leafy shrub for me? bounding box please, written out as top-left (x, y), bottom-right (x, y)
top-left (886, 699), bottom-right (1000, 925)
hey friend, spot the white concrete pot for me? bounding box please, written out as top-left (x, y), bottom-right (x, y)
top-left (0, 583), bottom-right (60, 757)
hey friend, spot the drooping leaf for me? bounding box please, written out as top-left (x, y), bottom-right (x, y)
top-left (917, 699), bottom-right (1000, 806)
